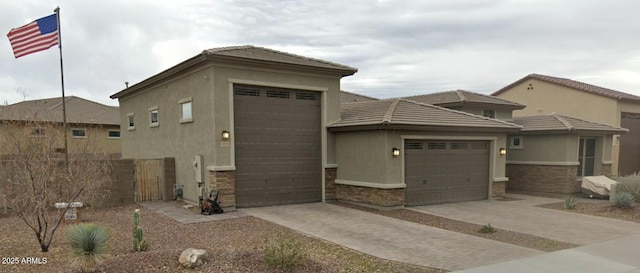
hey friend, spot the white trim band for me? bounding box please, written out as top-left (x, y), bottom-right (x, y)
top-left (493, 177), bottom-right (509, 182)
top-left (324, 164), bottom-right (338, 168)
top-left (506, 161), bottom-right (580, 166)
top-left (335, 179), bottom-right (406, 189)
top-left (207, 165), bottom-right (236, 171)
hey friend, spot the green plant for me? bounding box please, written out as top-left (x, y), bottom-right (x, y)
top-left (612, 192), bottom-right (635, 209)
top-left (478, 223), bottom-right (496, 234)
top-left (66, 223), bottom-right (110, 272)
top-left (563, 195), bottom-right (577, 210)
top-left (615, 179), bottom-right (640, 201)
top-left (133, 209), bottom-right (149, 251)
top-left (261, 232), bottom-right (306, 269)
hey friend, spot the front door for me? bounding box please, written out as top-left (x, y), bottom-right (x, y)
top-left (578, 138), bottom-right (596, 177)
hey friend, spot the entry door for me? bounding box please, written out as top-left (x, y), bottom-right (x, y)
top-left (578, 138), bottom-right (596, 177)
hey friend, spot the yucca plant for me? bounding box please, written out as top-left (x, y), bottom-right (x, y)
top-left (612, 192), bottom-right (636, 209)
top-left (66, 223), bottom-right (110, 273)
top-left (563, 195), bottom-right (577, 210)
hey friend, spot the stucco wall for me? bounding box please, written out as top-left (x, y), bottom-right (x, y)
top-left (507, 134), bottom-right (578, 163)
top-left (454, 107), bottom-right (514, 121)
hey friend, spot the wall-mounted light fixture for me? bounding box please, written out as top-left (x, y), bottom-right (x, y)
top-left (221, 130), bottom-right (230, 140)
top-left (392, 148), bottom-right (400, 157)
top-left (499, 148), bottom-right (507, 156)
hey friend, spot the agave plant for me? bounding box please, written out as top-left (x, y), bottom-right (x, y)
top-left (66, 223), bottom-right (110, 273)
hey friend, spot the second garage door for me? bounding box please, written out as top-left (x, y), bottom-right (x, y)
top-left (405, 140), bottom-right (490, 206)
top-left (233, 85), bottom-right (322, 208)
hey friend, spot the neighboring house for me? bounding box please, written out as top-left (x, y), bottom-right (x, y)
top-left (493, 73), bottom-right (640, 176)
top-left (110, 45), bottom-right (358, 209)
top-left (340, 90), bottom-right (378, 103)
top-left (403, 89), bottom-right (526, 121)
top-left (507, 114), bottom-right (627, 193)
top-left (329, 98), bottom-right (521, 207)
top-left (0, 96), bottom-right (121, 155)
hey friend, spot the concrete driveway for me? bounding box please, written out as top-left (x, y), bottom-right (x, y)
top-left (410, 194), bottom-right (640, 245)
top-left (243, 202), bottom-right (540, 271)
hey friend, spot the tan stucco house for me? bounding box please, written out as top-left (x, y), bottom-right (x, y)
top-left (493, 73), bottom-right (640, 176)
top-left (0, 96), bottom-right (121, 156)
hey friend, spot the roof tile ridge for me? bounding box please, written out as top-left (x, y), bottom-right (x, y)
top-left (455, 90), bottom-right (467, 102)
top-left (550, 113), bottom-right (574, 131)
top-left (382, 99), bottom-right (400, 124)
top-left (48, 96), bottom-right (74, 110)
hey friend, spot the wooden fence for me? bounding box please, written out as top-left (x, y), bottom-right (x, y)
top-left (134, 158), bottom-right (175, 202)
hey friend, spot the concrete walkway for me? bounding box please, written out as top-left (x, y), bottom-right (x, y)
top-left (243, 202), bottom-right (540, 271)
top-left (452, 234), bottom-right (640, 273)
top-left (139, 201), bottom-right (249, 224)
top-left (410, 194), bottom-right (640, 245)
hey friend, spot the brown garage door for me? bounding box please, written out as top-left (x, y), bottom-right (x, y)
top-left (405, 140), bottom-right (489, 206)
top-left (619, 112), bottom-right (640, 176)
top-left (233, 85), bottom-right (322, 208)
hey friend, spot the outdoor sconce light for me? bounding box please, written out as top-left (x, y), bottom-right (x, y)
top-left (221, 130), bottom-right (230, 140)
top-left (499, 148), bottom-right (507, 156)
top-left (392, 148), bottom-right (400, 157)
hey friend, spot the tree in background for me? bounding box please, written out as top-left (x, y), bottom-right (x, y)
top-left (0, 112), bottom-right (113, 252)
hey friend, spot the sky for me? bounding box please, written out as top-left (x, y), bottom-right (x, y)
top-left (2, 0), bottom-right (640, 107)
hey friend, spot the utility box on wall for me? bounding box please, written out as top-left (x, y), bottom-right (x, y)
top-left (193, 154), bottom-right (204, 183)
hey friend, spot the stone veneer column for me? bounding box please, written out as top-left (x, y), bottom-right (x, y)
top-left (336, 184), bottom-right (404, 208)
top-left (492, 181), bottom-right (506, 197)
top-left (324, 168), bottom-right (337, 201)
top-left (601, 164), bottom-right (613, 176)
top-left (506, 164), bottom-right (579, 193)
top-left (209, 170), bottom-right (236, 210)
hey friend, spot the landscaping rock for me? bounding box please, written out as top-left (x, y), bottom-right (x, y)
top-left (178, 248), bottom-right (208, 269)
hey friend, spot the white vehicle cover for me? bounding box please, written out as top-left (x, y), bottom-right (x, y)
top-left (581, 176), bottom-right (617, 196)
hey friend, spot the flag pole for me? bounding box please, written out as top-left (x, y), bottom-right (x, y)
top-left (54, 6), bottom-right (69, 169)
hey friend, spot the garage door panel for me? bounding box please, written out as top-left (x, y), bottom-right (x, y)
top-left (234, 86), bottom-right (321, 207)
top-left (405, 140), bottom-right (489, 206)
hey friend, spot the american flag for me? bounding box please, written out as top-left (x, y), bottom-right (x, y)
top-left (7, 14), bottom-right (59, 58)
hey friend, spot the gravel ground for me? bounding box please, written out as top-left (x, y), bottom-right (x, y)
top-left (539, 201), bottom-right (640, 223)
top-left (335, 202), bottom-right (577, 252)
top-left (0, 204), bottom-right (442, 273)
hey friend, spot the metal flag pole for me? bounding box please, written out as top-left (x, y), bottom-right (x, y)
top-left (54, 6), bottom-right (69, 169)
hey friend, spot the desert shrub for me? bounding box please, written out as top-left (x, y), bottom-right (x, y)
top-left (262, 232), bottom-right (306, 269)
top-left (612, 192), bottom-right (635, 209)
top-left (478, 223), bottom-right (496, 234)
top-left (615, 180), bottom-right (640, 201)
top-left (563, 195), bottom-right (577, 210)
top-left (66, 223), bottom-right (110, 272)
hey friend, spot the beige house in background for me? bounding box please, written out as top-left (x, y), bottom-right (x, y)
top-left (0, 96), bottom-right (121, 156)
top-left (493, 73), bottom-right (640, 176)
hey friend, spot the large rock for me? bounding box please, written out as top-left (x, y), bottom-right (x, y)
top-left (179, 248), bottom-right (208, 269)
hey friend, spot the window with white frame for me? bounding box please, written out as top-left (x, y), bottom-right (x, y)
top-left (482, 109), bottom-right (496, 118)
top-left (71, 128), bottom-right (87, 138)
top-left (509, 136), bottom-right (524, 149)
top-left (127, 113), bottom-right (135, 130)
top-left (149, 107), bottom-right (159, 127)
top-left (179, 98), bottom-right (193, 123)
top-left (108, 130), bottom-right (121, 139)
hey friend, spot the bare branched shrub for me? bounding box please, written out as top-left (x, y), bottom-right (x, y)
top-left (0, 111), bottom-right (113, 252)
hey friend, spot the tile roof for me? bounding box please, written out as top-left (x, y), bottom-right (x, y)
top-left (493, 73), bottom-right (640, 102)
top-left (340, 90), bottom-right (378, 103)
top-left (0, 96), bottom-right (119, 125)
top-left (402, 89), bottom-right (525, 109)
top-left (513, 113), bottom-right (628, 134)
top-left (203, 45), bottom-right (358, 75)
top-left (329, 99), bottom-right (522, 131)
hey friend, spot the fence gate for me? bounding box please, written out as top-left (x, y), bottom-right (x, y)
top-left (135, 159), bottom-right (163, 202)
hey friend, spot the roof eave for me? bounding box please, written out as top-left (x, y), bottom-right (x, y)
top-left (328, 123), bottom-right (521, 133)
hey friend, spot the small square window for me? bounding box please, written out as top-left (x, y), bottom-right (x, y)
top-left (108, 130), bottom-right (121, 139)
top-left (180, 99), bottom-right (193, 123)
top-left (149, 107), bottom-right (159, 127)
top-left (482, 109), bottom-right (496, 118)
top-left (127, 114), bottom-right (135, 130)
top-left (509, 136), bottom-right (524, 149)
top-left (72, 129), bottom-right (87, 138)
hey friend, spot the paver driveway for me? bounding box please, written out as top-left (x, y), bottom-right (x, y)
top-left (243, 202), bottom-right (540, 271)
top-left (410, 194), bottom-right (640, 245)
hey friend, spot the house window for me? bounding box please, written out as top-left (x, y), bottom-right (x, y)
top-left (577, 138), bottom-right (596, 177)
top-left (482, 109), bottom-right (496, 118)
top-left (108, 130), bottom-right (121, 139)
top-left (149, 107), bottom-right (159, 127)
top-left (179, 98), bottom-right (193, 123)
top-left (509, 136), bottom-right (524, 149)
top-left (71, 129), bottom-right (87, 138)
top-left (127, 113), bottom-right (135, 130)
